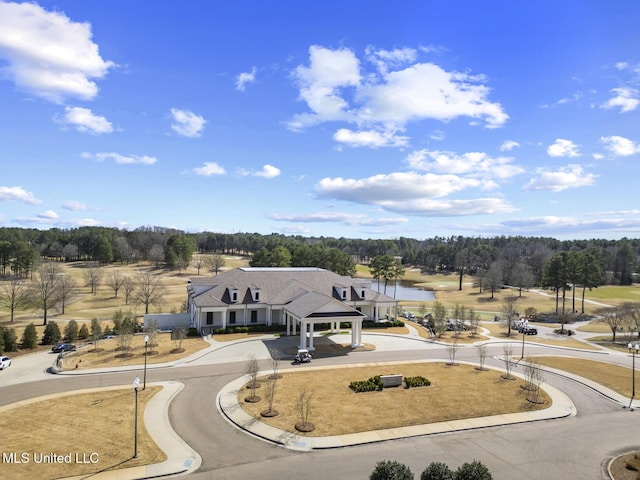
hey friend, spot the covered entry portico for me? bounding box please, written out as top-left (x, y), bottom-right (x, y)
top-left (283, 292), bottom-right (365, 350)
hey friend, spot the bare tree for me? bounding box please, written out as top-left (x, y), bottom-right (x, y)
top-left (57, 274), bottom-right (77, 315)
top-left (528, 360), bottom-right (545, 404)
top-left (30, 262), bottom-right (62, 325)
top-left (295, 388), bottom-right (314, 432)
top-left (476, 344), bottom-right (488, 371)
top-left (268, 347), bottom-right (283, 379)
top-left (144, 319), bottom-right (160, 354)
top-left (597, 305), bottom-right (628, 343)
top-left (106, 270), bottom-right (125, 298)
top-left (244, 354), bottom-right (260, 401)
top-left (207, 254), bottom-right (226, 275)
top-left (171, 326), bottom-right (187, 352)
top-left (447, 337), bottom-right (459, 366)
top-left (261, 378), bottom-right (278, 417)
top-left (468, 307), bottom-right (481, 337)
top-left (83, 266), bottom-right (103, 295)
top-left (192, 256), bottom-right (206, 275)
top-left (90, 318), bottom-right (103, 351)
top-left (133, 272), bottom-right (166, 314)
top-left (502, 344), bottom-right (515, 380)
top-left (501, 293), bottom-right (519, 337)
top-left (432, 300), bottom-right (447, 338)
top-left (0, 276), bottom-right (30, 322)
top-left (122, 275), bottom-right (135, 305)
top-left (149, 244), bottom-right (165, 268)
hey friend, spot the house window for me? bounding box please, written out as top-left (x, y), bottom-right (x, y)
top-left (361, 289), bottom-right (366, 299)
top-left (232, 292), bottom-right (238, 302)
top-left (206, 312), bottom-right (213, 325)
top-left (255, 291), bottom-right (260, 301)
top-left (342, 289), bottom-right (347, 300)
top-left (251, 310), bottom-right (258, 323)
top-left (229, 311), bottom-right (236, 325)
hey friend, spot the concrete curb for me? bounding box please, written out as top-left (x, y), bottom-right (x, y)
top-left (217, 360), bottom-right (576, 451)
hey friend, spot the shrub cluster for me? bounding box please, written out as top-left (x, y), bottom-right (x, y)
top-left (363, 320), bottom-right (405, 329)
top-left (212, 324), bottom-right (288, 335)
top-left (370, 459), bottom-right (493, 480)
top-left (349, 375), bottom-right (384, 393)
top-left (405, 375), bottom-right (431, 388)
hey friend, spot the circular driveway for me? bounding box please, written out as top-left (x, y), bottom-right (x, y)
top-left (1, 333), bottom-right (636, 479)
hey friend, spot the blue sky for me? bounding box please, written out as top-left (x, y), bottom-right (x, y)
top-left (1, 1), bottom-right (640, 240)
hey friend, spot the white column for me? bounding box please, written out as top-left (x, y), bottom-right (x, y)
top-left (298, 321), bottom-right (306, 349)
top-left (286, 314), bottom-right (290, 336)
top-left (293, 317), bottom-right (297, 335)
top-left (221, 310), bottom-right (227, 330)
top-left (309, 322), bottom-right (315, 351)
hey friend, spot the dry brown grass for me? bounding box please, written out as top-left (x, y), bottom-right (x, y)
top-left (481, 322), bottom-right (601, 350)
top-left (535, 356), bottom-right (636, 398)
top-left (239, 362), bottom-right (550, 436)
top-left (0, 386), bottom-right (165, 480)
top-left (60, 333), bottom-right (208, 370)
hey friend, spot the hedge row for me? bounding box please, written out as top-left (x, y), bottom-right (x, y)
top-left (404, 375), bottom-right (431, 388)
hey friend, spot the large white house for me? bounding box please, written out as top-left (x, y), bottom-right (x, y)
top-left (186, 267), bottom-right (398, 350)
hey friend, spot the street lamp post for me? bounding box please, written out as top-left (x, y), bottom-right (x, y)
top-left (626, 344), bottom-right (640, 411)
top-left (143, 335), bottom-right (149, 391)
top-left (133, 376), bottom-right (140, 458)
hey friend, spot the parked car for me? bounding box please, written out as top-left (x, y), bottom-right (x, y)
top-left (0, 356), bottom-right (11, 370)
top-left (519, 326), bottom-right (538, 335)
top-left (52, 343), bottom-right (76, 353)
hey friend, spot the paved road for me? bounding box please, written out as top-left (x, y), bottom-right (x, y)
top-left (1, 334), bottom-right (638, 479)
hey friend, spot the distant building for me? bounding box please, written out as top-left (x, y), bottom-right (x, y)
top-left (186, 267), bottom-right (397, 350)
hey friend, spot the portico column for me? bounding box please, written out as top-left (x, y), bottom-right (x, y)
top-left (222, 310), bottom-right (227, 330)
top-left (309, 322), bottom-right (315, 351)
top-left (299, 321), bottom-right (306, 349)
top-left (286, 314), bottom-right (290, 336)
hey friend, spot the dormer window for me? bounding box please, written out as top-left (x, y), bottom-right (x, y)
top-left (334, 285), bottom-right (348, 300)
top-left (360, 289), bottom-right (366, 299)
top-left (250, 285), bottom-right (261, 302)
top-left (229, 287), bottom-right (239, 303)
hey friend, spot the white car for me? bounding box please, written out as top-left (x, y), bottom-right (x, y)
top-left (0, 356), bottom-right (11, 370)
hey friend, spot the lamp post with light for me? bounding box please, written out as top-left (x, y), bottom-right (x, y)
top-left (143, 335), bottom-right (149, 390)
top-left (133, 376), bottom-right (140, 458)
top-left (625, 343), bottom-right (640, 411)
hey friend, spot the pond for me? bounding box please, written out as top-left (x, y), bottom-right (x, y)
top-left (371, 280), bottom-right (436, 302)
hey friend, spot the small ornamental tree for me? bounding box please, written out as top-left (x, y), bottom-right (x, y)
top-left (475, 344), bottom-right (488, 371)
top-left (244, 354), bottom-right (260, 402)
top-left (42, 321), bottom-right (62, 345)
top-left (21, 322), bottom-right (38, 349)
top-left (78, 323), bottom-right (89, 340)
top-left (370, 460), bottom-right (414, 480)
top-left (421, 462), bottom-right (454, 480)
top-left (454, 460), bottom-right (493, 480)
top-left (2, 327), bottom-right (18, 352)
top-left (90, 318), bottom-right (102, 351)
top-left (64, 319), bottom-right (79, 343)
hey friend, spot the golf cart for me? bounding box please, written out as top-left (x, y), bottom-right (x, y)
top-left (294, 348), bottom-right (312, 364)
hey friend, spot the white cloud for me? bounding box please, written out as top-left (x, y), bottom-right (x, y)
top-left (287, 45), bottom-right (507, 140)
top-left (365, 46), bottom-right (417, 75)
top-left (547, 138), bottom-right (581, 157)
top-left (62, 200), bottom-right (87, 211)
top-left (238, 164), bottom-right (281, 178)
top-left (333, 128), bottom-right (409, 148)
top-left (235, 67), bottom-right (257, 91)
top-left (254, 164), bottom-right (281, 178)
top-left (268, 211), bottom-right (408, 226)
top-left (600, 135), bottom-right (640, 156)
top-left (523, 164), bottom-right (596, 192)
top-left (60, 106), bottom-right (113, 134)
top-left (406, 149), bottom-right (524, 180)
top-left (287, 45), bottom-right (361, 131)
top-left (314, 170), bottom-right (515, 216)
top-left (82, 152), bottom-right (157, 165)
top-left (170, 108), bottom-right (207, 138)
top-left (0, 2), bottom-right (114, 103)
top-left (601, 87), bottom-right (640, 113)
top-left (193, 162), bottom-right (226, 176)
top-left (0, 186), bottom-right (42, 204)
top-left (500, 140), bottom-right (520, 151)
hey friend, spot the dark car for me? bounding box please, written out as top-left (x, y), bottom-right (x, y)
top-left (52, 343), bottom-right (76, 353)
